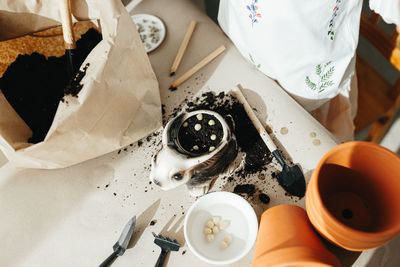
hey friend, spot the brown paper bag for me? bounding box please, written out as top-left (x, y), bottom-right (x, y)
top-left (0, 0), bottom-right (162, 168)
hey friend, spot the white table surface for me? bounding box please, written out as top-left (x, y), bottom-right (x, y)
top-left (1, 0), bottom-right (385, 266)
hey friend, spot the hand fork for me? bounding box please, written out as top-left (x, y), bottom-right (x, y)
top-left (152, 232), bottom-right (180, 267)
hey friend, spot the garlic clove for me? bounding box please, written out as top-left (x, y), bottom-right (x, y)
top-left (206, 234), bottom-right (214, 242)
top-left (219, 220), bottom-right (230, 230)
top-left (194, 124), bottom-right (201, 131)
top-left (212, 216), bottom-right (220, 224)
top-left (220, 241), bottom-right (228, 249)
top-left (206, 220), bottom-right (214, 228)
top-left (224, 235), bottom-right (232, 244)
top-left (212, 226), bottom-right (220, 234)
top-left (204, 227), bottom-right (212, 235)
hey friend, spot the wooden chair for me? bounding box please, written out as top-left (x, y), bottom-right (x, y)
top-left (355, 12), bottom-right (400, 143)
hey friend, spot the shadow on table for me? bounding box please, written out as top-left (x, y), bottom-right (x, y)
top-left (158, 214), bottom-right (185, 247)
top-left (360, 234), bottom-right (400, 267)
top-left (321, 238), bottom-right (361, 267)
top-left (240, 87), bottom-right (269, 127)
top-left (152, 214), bottom-right (185, 267)
top-left (128, 198), bottom-right (161, 249)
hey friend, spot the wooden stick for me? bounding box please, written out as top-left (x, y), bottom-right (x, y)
top-left (170, 21), bottom-right (197, 76)
top-left (169, 45), bottom-right (226, 90)
top-left (232, 84), bottom-right (278, 152)
top-left (58, 0), bottom-right (76, 50)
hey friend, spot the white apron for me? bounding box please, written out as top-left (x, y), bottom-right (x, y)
top-left (218, 0), bottom-right (400, 142)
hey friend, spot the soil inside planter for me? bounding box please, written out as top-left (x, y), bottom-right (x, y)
top-left (185, 92), bottom-right (273, 175)
top-left (181, 92), bottom-right (304, 198)
top-left (0, 28), bottom-right (102, 143)
top-left (178, 113), bottom-right (223, 155)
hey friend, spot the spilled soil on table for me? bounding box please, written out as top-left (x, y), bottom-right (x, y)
top-left (170, 91), bottom-right (275, 201)
top-left (119, 91), bottom-right (304, 201)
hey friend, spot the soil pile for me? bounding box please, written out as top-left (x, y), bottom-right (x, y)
top-left (0, 28), bottom-right (102, 143)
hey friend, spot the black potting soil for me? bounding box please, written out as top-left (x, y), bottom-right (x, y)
top-left (233, 184), bottom-right (256, 196)
top-left (64, 63), bottom-right (90, 97)
top-left (178, 113), bottom-right (223, 154)
top-left (185, 92), bottom-right (272, 175)
top-left (258, 193), bottom-right (270, 204)
top-left (0, 28), bottom-right (102, 143)
top-left (183, 92), bottom-right (304, 198)
top-left (146, 91), bottom-right (303, 199)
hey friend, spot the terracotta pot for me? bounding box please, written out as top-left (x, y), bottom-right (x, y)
top-left (252, 205), bottom-right (340, 267)
top-left (306, 141), bottom-right (400, 251)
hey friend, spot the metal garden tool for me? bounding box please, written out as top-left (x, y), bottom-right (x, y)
top-left (233, 85), bottom-right (306, 197)
top-left (152, 232), bottom-right (181, 267)
top-left (99, 216), bottom-right (136, 267)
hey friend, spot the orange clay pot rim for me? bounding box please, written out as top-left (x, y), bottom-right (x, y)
top-left (311, 141), bottom-right (400, 238)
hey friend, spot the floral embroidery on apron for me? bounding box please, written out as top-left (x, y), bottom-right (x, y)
top-left (246, 0), bottom-right (261, 26)
top-left (328, 0), bottom-right (342, 40)
top-left (305, 61), bottom-right (335, 93)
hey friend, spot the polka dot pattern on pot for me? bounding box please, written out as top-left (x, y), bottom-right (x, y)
top-left (178, 113), bottom-right (223, 154)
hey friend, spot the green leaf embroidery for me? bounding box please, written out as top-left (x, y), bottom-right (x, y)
top-left (305, 76), bottom-right (317, 90)
top-left (320, 66), bottom-right (335, 82)
top-left (319, 81), bottom-right (334, 92)
top-left (249, 54), bottom-right (255, 64)
top-left (315, 64), bottom-right (322, 76)
top-left (305, 61), bottom-right (335, 93)
top-left (249, 54), bottom-right (261, 69)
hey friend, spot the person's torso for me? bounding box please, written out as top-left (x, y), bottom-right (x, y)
top-left (218, 0), bottom-right (363, 111)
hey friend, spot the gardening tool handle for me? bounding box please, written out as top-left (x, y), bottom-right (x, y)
top-left (259, 130), bottom-right (278, 152)
top-left (99, 250), bottom-right (119, 267)
top-left (58, 0), bottom-right (76, 50)
top-left (272, 149), bottom-right (285, 167)
top-left (233, 85), bottom-right (278, 152)
top-left (155, 249), bottom-right (168, 267)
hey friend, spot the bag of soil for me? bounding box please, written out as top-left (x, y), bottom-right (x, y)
top-left (0, 0), bottom-right (162, 168)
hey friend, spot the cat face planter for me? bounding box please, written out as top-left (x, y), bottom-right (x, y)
top-left (150, 110), bottom-right (237, 196)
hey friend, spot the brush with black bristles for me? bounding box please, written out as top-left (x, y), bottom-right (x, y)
top-left (59, 0), bottom-right (78, 80)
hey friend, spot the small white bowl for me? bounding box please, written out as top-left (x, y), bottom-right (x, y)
top-left (184, 192), bottom-right (258, 265)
